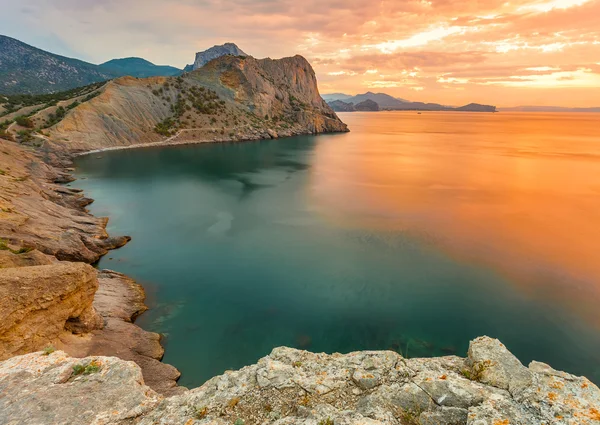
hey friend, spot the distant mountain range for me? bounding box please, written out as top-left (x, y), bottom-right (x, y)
top-left (326, 91), bottom-right (497, 113)
top-left (99, 57), bottom-right (181, 78)
top-left (0, 34), bottom-right (248, 95)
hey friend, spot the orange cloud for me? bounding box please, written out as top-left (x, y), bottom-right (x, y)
top-left (2, 0), bottom-right (599, 106)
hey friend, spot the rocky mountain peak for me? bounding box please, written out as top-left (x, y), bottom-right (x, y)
top-left (192, 42), bottom-right (248, 70)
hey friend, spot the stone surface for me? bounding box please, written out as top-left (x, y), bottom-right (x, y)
top-left (0, 139), bottom-right (130, 263)
top-left (0, 351), bottom-right (161, 425)
top-left (0, 262), bottom-right (102, 360)
top-left (1, 337), bottom-right (599, 424)
top-left (58, 269), bottom-right (184, 396)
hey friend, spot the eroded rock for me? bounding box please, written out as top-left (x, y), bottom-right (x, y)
top-left (0, 262), bottom-right (102, 360)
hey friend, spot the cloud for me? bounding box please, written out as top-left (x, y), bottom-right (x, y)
top-left (2, 0), bottom-right (600, 106)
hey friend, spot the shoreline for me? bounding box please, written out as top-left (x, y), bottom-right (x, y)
top-left (72, 127), bottom-right (348, 157)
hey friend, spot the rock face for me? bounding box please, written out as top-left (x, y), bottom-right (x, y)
top-left (0, 138), bottom-right (130, 262)
top-left (46, 54), bottom-right (347, 153)
top-left (1, 336), bottom-right (599, 425)
top-left (192, 43), bottom-right (247, 70)
top-left (58, 269), bottom-right (184, 396)
top-left (0, 137), bottom-right (180, 395)
top-left (0, 262), bottom-right (102, 360)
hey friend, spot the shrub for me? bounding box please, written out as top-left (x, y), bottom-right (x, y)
top-left (15, 116), bottom-right (34, 128)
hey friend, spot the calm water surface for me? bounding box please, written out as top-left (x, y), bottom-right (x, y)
top-left (74, 112), bottom-right (600, 386)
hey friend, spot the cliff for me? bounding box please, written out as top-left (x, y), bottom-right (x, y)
top-left (42, 54), bottom-right (346, 154)
top-left (0, 137), bottom-right (181, 396)
top-left (1, 336), bottom-right (599, 425)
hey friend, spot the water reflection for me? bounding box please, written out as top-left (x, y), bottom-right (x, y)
top-left (312, 112), bottom-right (600, 325)
top-left (74, 112), bottom-right (600, 386)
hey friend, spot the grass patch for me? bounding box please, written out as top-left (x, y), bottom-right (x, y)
top-left (42, 346), bottom-right (56, 356)
top-left (72, 360), bottom-right (102, 376)
top-left (0, 239), bottom-right (33, 255)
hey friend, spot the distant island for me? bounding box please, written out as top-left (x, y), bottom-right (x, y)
top-left (323, 91), bottom-right (497, 113)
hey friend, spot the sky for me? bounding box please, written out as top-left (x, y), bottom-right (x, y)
top-left (2, 0), bottom-right (600, 107)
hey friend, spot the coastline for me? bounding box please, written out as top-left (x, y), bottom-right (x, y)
top-left (0, 125), bottom-right (348, 396)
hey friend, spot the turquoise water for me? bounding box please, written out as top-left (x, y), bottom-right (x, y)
top-left (74, 112), bottom-right (600, 386)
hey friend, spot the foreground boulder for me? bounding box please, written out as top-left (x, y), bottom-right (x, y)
top-left (0, 262), bottom-right (102, 360)
top-left (0, 336), bottom-right (599, 424)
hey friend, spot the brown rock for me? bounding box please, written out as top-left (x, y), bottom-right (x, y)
top-left (58, 269), bottom-right (184, 396)
top-left (0, 262), bottom-right (103, 360)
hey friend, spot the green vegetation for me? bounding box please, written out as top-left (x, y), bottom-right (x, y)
top-left (42, 346), bottom-right (56, 356)
top-left (72, 360), bottom-right (102, 376)
top-left (154, 118), bottom-right (176, 136)
top-left (234, 419), bottom-right (244, 425)
top-left (318, 419), bottom-right (334, 425)
top-left (15, 116), bottom-right (33, 128)
top-left (461, 360), bottom-right (492, 381)
top-left (0, 81), bottom-right (106, 116)
top-left (0, 239), bottom-right (33, 254)
top-left (44, 106), bottom-right (66, 128)
top-left (399, 408), bottom-right (422, 425)
top-left (17, 129), bottom-right (34, 143)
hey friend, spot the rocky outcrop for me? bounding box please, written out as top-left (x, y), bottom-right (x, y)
top-left (1, 336), bottom-right (599, 425)
top-left (46, 54), bottom-right (347, 154)
top-left (192, 43), bottom-right (247, 70)
top-left (0, 262), bottom-right (102, 360)
top-left (0, 138), bottom-right (130, 262)
top-left (0, 136), bottom-right (180, 395)
top-left (58, 269), bottom-right (184, 396)
top-left (0, 351), bottom-right (161, 425)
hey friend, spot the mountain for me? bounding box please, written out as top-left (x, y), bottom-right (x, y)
top-left (455, 103), bottom-right (497, 112)
top-left (499, 106), bottom-right (600, 112)
top-left (0, 35), bottom-right (118, 95)
top-left (345, 92), bottom-right (407, 108)
top-left (328, 100), bottom-right (356, 112)
top-left (321, 93), bottom-right (354, 102)
top-left (99, 57), bottom-right (181, 78)
top-left (354, 99), bottom-right (379, 111)
top-left (191, 43), bottom-right (247, 70)
top-left (35, 54), bottom-right (346, 153)
top-left (328, 91), bottom-right (495, 112)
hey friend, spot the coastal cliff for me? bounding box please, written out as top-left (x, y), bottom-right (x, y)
top-left (1, 336), bottom-right (599, 425)
top-left (41, 54), bottom-right (346, 154)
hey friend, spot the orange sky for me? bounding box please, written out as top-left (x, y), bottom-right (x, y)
top-left (3, 0), bottom-right (600, 107)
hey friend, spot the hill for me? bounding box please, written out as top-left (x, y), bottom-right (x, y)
top-left (326, 91), bottom-right (496, 112)
top-left (346, 92), bottom-right (408, 108)
top-left (0, 35), bottom-right (117, 95)
top-left (1, 54), bottom-right (347, 153)
top-left (99, 57), bottom-right (181, 78)
top-left (321, 93), bottom-right (354, 102)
